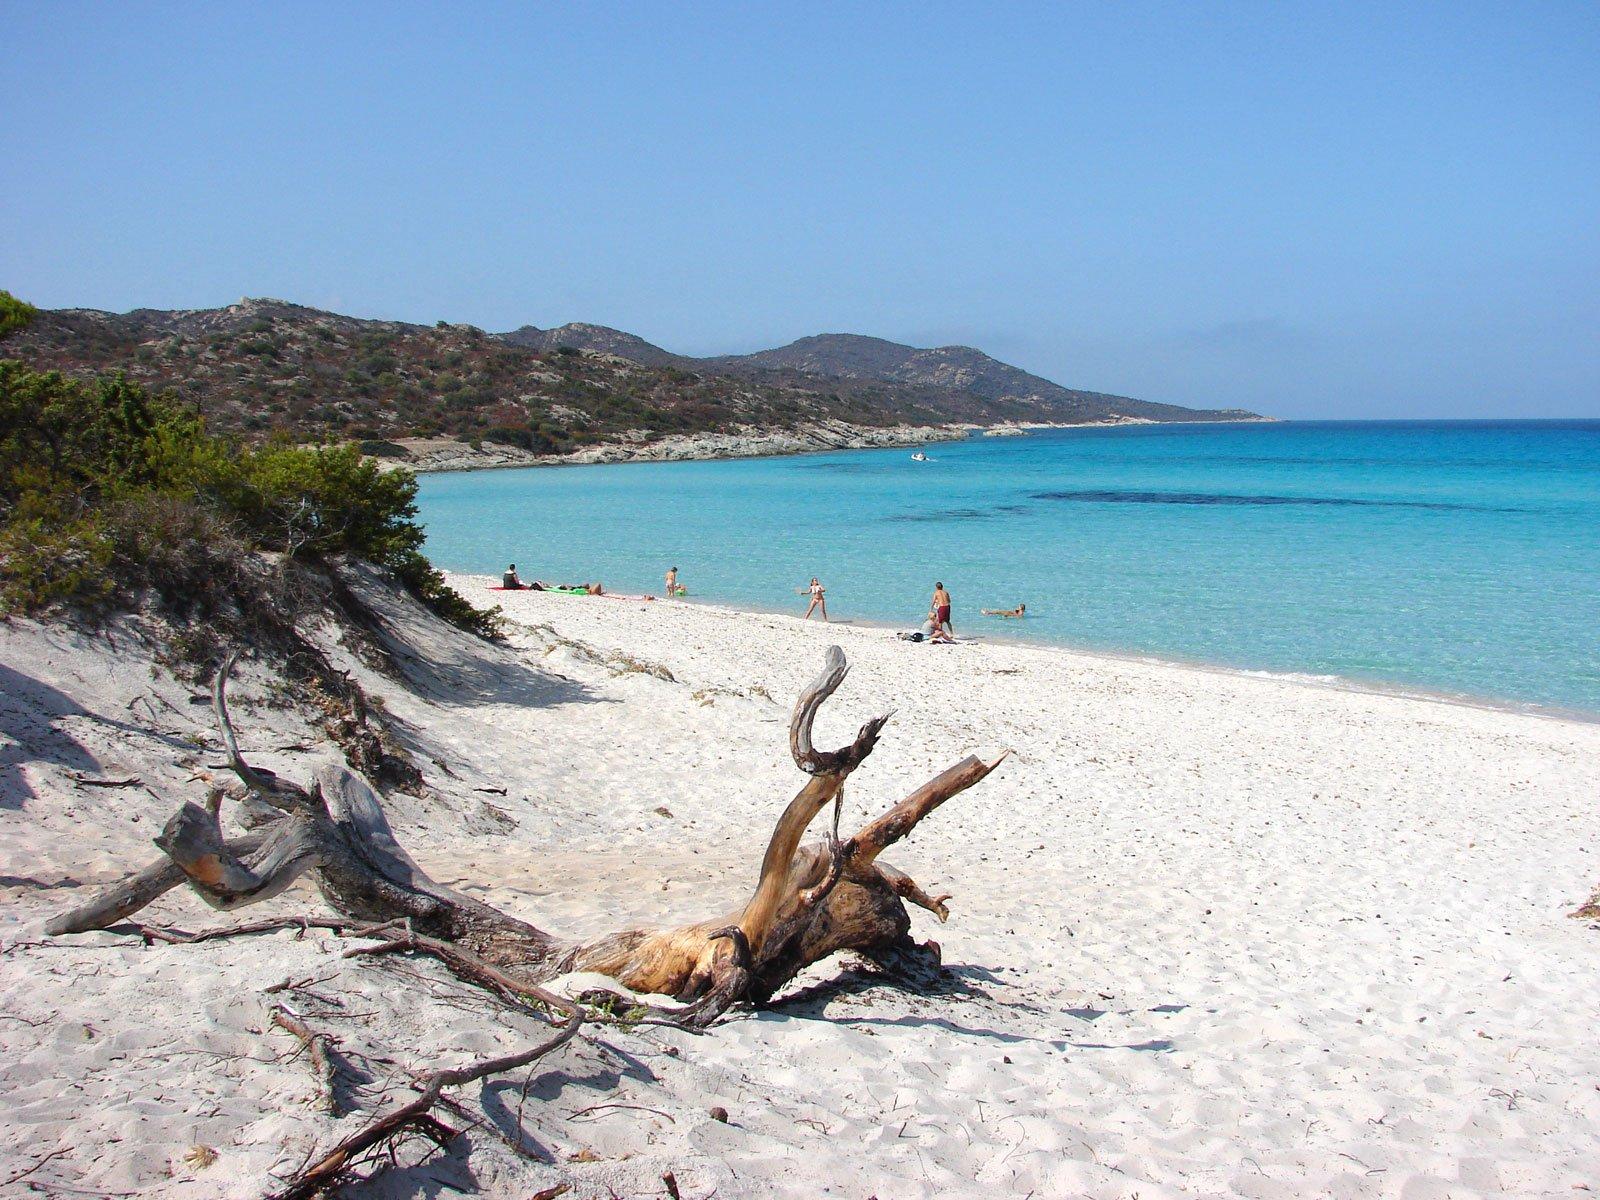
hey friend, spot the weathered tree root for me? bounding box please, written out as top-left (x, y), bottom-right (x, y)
top-left (48, 645), bottom-right (1003, 1196)
top-left (267, 992), bottom-right (584, 1200)
top-left (51, 645), bottom-right (1005, 1019)
top-left (270, 1004), bottom-right (340, 1115)
top-left (130, 916), bottom-right (366, 944)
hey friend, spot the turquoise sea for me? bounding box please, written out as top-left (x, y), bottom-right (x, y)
top-left (415, 421), bottom-right (1600, 716)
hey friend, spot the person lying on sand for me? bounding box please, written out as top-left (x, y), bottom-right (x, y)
top-left (523, 581), bottom-right (605, 595)
top-left (493, 568), bottom-right (587, 594)
top-left (981, 603), bottom-right (1026, 618)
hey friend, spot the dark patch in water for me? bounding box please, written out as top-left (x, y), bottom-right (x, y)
top-left (1032, 489), bottom-right (1520, 512)
top-left (794, 460), bottom-right (894, 474)
top-left (885, 507), bottom-right (998, 523)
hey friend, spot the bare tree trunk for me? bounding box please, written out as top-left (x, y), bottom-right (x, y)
top-left (50, 646), bottom-right (1004, 1020)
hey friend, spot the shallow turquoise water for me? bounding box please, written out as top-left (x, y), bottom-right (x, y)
top-left (415, 421), bottom-right (1600, 715)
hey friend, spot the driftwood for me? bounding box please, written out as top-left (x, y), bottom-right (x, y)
top-left (48, 645), bottom-right (1002, 1195)
top-left (268, 988), bottom-right (584, 1200)
top-left (50, 646), bottom-right (1005, 1021)
top-left (1575, 888), bottom-right (1600, 922)
top-left (269, 1004), bottom-right (340, 1115)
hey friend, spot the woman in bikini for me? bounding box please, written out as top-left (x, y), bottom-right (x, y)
top-left (803, 577), bottom-right (829, 621)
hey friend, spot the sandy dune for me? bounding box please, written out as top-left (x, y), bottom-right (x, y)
top-left (2, 575), bottom-right (1597, 1198)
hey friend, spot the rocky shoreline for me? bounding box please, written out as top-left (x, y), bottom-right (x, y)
top-left (377, 414), bottom-right (1267, 473)
top-left (383, 419), bottom-right (972, 473)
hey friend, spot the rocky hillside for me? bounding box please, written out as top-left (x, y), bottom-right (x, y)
top-left (3, 298), bottom-right (1261, 459)
top-left (709, 334), bottom-right (1259, 424)
top-left (500, 321), bottom-right (684, 367)
top-left (495, 325), bottom-right (1263, 425)
top-left (5, 300), bottom-right (911, 456)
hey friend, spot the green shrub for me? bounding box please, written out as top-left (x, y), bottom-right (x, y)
top-left (0, 510), bottom-right (115, 612)
top-left (483, 423), bottom-right (569, 454)
top-left (482, 424), bottom-right (530, 450)
top-left (358, 439), bottom-right (410, 458)
top-left (235, 442), bottom-right (424, 562)
top-left (0, 360), bottom-right (501, 638)
top-left (0, 291), bottom-right (38, 339)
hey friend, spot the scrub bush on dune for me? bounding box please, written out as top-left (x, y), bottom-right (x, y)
top-left (0, 359), bottom-right (501, 639)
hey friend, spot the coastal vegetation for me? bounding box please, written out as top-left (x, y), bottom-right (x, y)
top-left (0, 358), bottom-right (500, 638)
top-left (0, 289), bottom-right (38, 337)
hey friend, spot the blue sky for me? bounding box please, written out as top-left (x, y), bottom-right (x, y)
top-left (3, 2), bottom-right (1596, 418)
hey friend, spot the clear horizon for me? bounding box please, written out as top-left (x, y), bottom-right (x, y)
top-left (4, 2), bottom-right (1596, 420)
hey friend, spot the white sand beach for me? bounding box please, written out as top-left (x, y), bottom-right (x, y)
top-left (3, 574), bottom-right (1598, 1198)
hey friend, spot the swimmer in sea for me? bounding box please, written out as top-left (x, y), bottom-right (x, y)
top-left (981, 603), bottom-right (1026, 618)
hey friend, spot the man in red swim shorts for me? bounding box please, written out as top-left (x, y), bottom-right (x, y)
top-left (932, 580), bottom-right (952, 634)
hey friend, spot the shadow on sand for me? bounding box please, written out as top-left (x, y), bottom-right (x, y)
top-left (338, 562), bottom-right (604, 711)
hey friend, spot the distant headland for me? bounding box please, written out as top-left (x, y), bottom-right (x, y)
top-left (4, 296), bottom-right (1266, 470)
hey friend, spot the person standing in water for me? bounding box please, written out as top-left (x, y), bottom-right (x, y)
top-left (932, 581), bottom-right (953, 633)
top-left (665, 565), bottom-right (685, 597)
top-left (803, 577), bottom-right (829, 621)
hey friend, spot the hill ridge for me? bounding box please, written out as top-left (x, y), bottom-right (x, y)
top-left (2, 297), bottom-right (1263, 459)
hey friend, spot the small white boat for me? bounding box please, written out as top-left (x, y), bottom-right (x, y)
top-left (910, 451), bottom-right (928, 461)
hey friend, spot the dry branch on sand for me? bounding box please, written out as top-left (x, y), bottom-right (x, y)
top-left (1574, 887), bottom-right (1600, 922)
top-left (49, 644), bottom-right (1005, 1193)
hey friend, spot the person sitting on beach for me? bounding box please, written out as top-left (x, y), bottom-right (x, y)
top-left (981, 603), bottom-right (1027, 618)
top-left (502, 564), bottom-right (525, 590)
top-left (803, 577), bottom-right (828, 622)
top-left (897, 610), bottom-right (953, 643)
